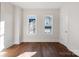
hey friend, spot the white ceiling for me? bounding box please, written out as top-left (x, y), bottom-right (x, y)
top-left (11, 2), bottom-right (63, 9)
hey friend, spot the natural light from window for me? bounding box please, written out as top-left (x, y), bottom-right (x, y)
top-left (17, 52), bottom-right (37, 57)
top-left (44, 16), bottom-right (53, 33)
top-left (0, 52), bottom-right (7, 56)
top-left (27, 16), bottom-right (37, 35)
top-left (0, 21), bottom-right (5, 51)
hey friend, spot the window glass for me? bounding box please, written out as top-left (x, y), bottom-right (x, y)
top-left (27, 16), bottom-right (37, 34)
top-left (44, 16), bottom-right (53, 33)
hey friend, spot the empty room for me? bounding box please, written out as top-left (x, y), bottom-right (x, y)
top-left (0, 2), bottom-right (79, 57)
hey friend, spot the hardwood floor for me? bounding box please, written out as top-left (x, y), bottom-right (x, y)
top-left (0, 42), bottom-right (78, 57)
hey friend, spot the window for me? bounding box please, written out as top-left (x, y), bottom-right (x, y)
top-left (27, 16), bottom-right (37, 34)
top-left (44, 16), bottom-right (53, 33)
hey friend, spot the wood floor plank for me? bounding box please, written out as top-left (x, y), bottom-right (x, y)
top-left (0, 42), bottom-right (78, 57)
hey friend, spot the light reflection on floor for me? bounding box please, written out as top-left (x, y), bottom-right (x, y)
top-left (0, 52), bottom-right (7, 56)
top-left (17, 52), bottom-right (37, 57)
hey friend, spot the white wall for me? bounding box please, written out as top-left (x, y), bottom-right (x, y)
top-left (14, 6), bottom-right (23, 44)
top-left (1, 3), bottom-right (14, 49)
top-left (60, 3), bottom-right (69, 46)
top-left (0, 3), bottom-right (23, 50)
top-left (60, 2), bottom-right (79, 56)
top-left (23, 8), bottom-right (60, 42)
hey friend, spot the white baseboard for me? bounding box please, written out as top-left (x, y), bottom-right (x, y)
top-left (14, 42), bottom-right (20, 44)
top-left (67, 47), bottom-right (79, 56)
top-left (59, 41), bottom-right (79, 56)
top-left (23, 39), bottom-right (58, 42)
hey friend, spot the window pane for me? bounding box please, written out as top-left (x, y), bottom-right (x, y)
top-left (27, 16), bottom-right (36, 34)
top-left (44, 16), bottom-right (52, 33)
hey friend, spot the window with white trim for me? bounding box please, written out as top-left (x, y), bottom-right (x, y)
top-left (27, 16), bottom-right (37, 34)
top-left (44, 16), bottom-right (53, 33)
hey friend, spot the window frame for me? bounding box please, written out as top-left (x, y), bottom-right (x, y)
top-left (44, 15), bottom-right (53, 34)
top-left (27, 15), bottom-right (37, 35)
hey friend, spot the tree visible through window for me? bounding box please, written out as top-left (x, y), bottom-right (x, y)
top-left (27, 16), bottom-right (37, 34)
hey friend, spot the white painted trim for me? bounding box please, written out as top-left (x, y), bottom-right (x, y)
top-left (22, 38), bottom-right (58, 42)
top-left (43, 15), bottom-right (54, 35)
top-left (59, 41), bottom-right (79, 56)
top-left (27, 15), bottom-right (37, 35)
top-left (67, 46), bottom-right (79, 56)
top-left (14, 42), bottom-right (20, 44)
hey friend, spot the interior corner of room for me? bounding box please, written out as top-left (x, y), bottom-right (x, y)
top-left (0, 2), bottom-right (79, 57)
